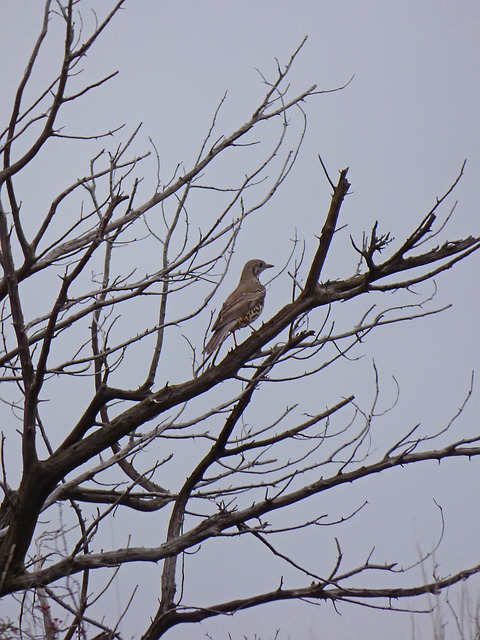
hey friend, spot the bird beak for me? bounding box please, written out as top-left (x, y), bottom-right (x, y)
top-left (264, 263), bottom-right (274, 269)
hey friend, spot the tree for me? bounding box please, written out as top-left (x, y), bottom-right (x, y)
top-left (0, 2), bottom-right (479, 639)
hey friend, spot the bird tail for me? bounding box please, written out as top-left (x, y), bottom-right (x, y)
top-left (204, 325), bottom-right (230, 355)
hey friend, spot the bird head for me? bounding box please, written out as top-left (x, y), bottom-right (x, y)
top-left (244, 259), bottom-right (274, 279)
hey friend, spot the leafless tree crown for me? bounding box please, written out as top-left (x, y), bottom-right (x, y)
top-left (0, 2), bottom-right (479, 639)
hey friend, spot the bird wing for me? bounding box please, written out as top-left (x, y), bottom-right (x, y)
top-left (212, 288), bottom-right (265, 332)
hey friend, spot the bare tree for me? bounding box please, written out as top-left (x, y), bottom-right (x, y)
top-left (0, 2), bottom-right (479, 639)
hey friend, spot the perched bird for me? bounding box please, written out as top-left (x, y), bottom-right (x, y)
top-left (204, 259), bottom-right (273, 355)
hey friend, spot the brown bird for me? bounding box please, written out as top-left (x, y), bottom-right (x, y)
top-left (204, 259), bottom-right (273, 355)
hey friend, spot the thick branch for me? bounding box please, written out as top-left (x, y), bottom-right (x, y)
top-left (141, 561), bottom-right (480, 638)
top-left (303, 168), bottom-right (350, 293)
top-left (5, 439), bottom-right (480, 594)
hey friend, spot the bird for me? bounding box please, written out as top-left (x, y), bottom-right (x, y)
top-left (204, 259), bottom-right (273, 355)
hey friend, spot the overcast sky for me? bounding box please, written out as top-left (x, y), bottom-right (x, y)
top-left (2, 2), bottom-right (480, 639)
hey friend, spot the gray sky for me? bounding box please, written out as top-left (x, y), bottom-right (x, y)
top-left (2, 1), bottom-right (480, 639)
